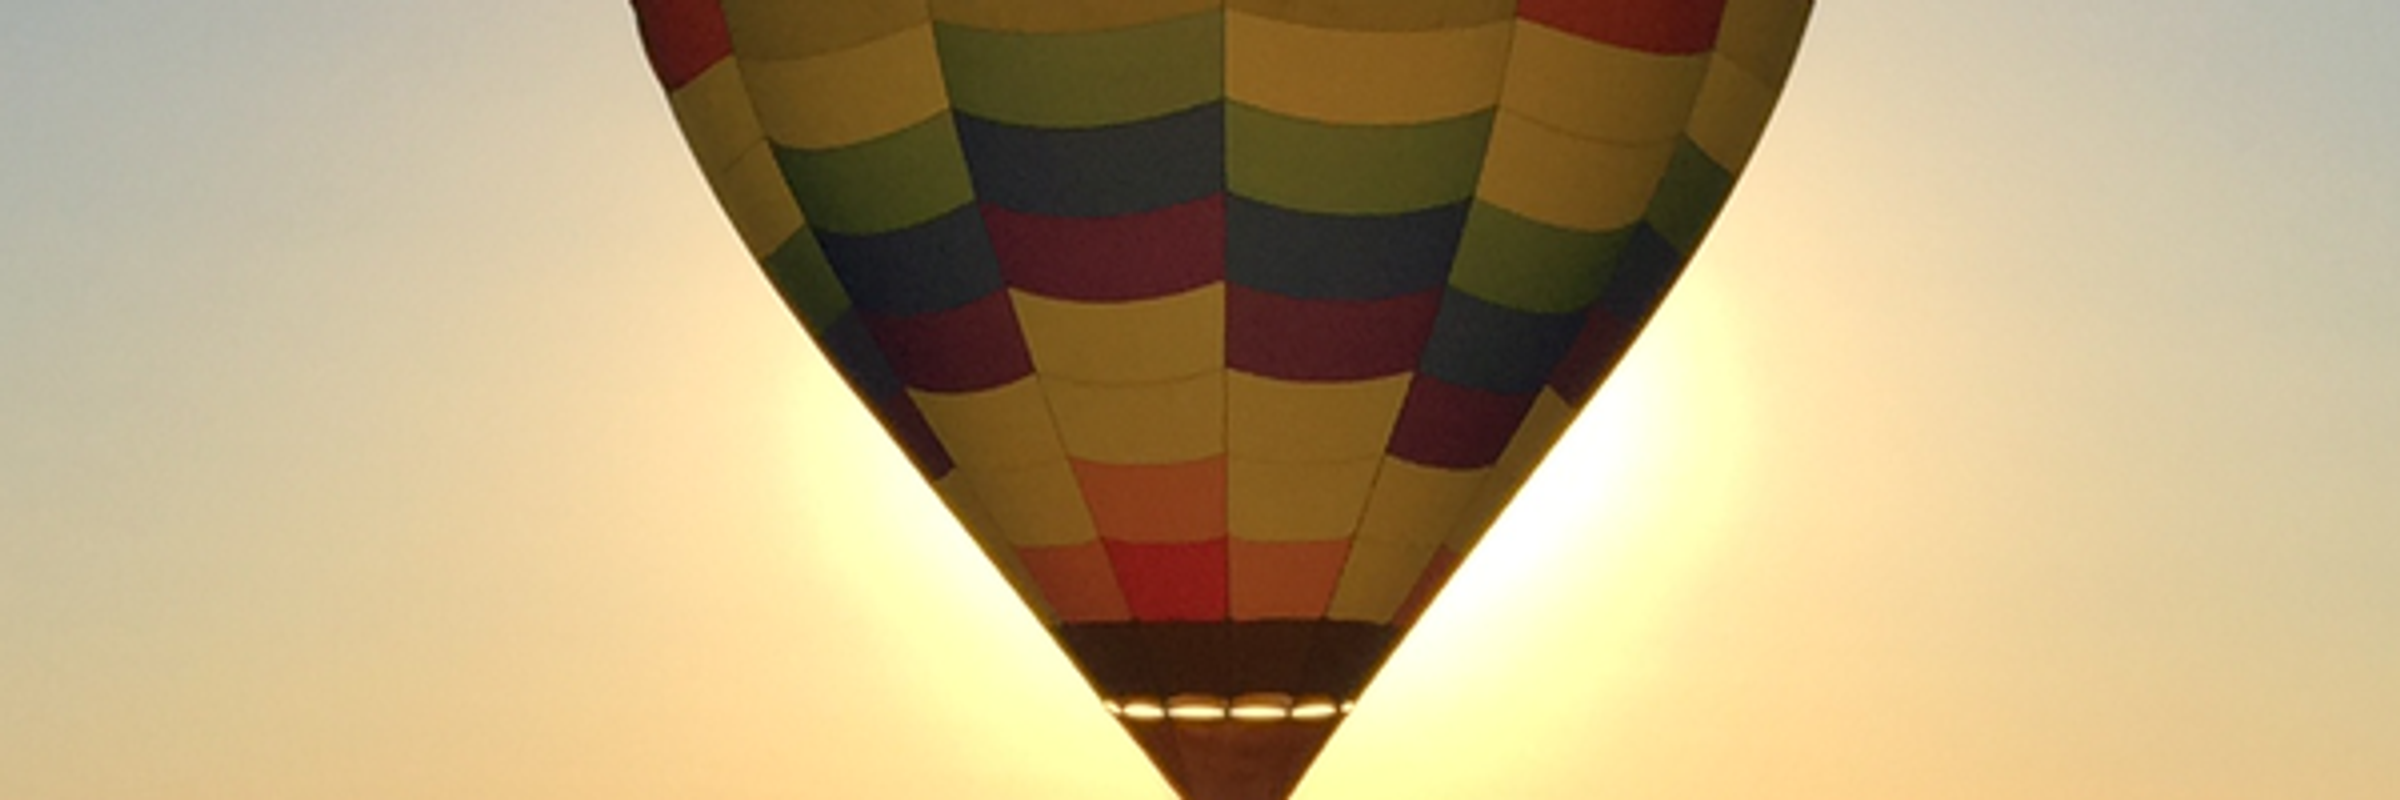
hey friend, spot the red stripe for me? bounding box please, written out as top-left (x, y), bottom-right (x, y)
top-left (1106, 539), bottom-right (1230, 622)
top-left (1386, 377), bottom-right (1536, 469)
top-left (1546, 306), bottom-right (1640, 407)
top-left (984, 196), bottom-right (1226, 302)
top-left (630, 0), bottom-right (732, 90)
top-left (858, 291), bottom-right (1034, 392)
top-left (1226, 286), bottom-right (1443, 381)
top-left (1517, 0), bottom-right (1726, 55)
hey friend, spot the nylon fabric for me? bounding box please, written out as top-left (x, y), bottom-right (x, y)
top-left (632, 0), bottom-right (1813, 794)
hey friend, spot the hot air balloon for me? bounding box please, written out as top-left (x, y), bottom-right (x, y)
top-left (630, 1), bottom-right (1808, 797)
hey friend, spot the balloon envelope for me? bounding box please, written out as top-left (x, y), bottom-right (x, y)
top-left (632, 1), bottom-right (1809, 797)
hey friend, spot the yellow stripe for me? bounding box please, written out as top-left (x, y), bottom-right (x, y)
top-left (669, 59), bottom-right (765, 175)
top-left (931, 0), bottom-right (1218, 32)
top-left (1045, 371), bottom-right (1224, 464)
top-left (912, 378), bottom-right (1066, 469)
top-left (1227, 13), bottom-right (1510, 125)
top-left (1325, 539), bottom-right (1439, 623)
top-left (959, 459), bottom-right (1100, 547)
top-left (1012, 286), bottom-right (1223, 384)
top-left (1226, 372), bottom-right (1411, 462)
top-left (1717, 0), bottom-right (1812, 89)
top-left (937, 471), bottom-right (1060, 621)
top-left (1352, 456), bottom-right (1487, 550)
top-left (743, 25), bottom-right (951, 150)
top-left (1229, 456), bottom-right (1379, 543)
top-left (1476, 111), bottom-right (1678, 232)
top-left (1685, 55), bottom-right (1782, 173)
top-left (722, 0), bottom-right (930, 59)
top-left (1500, 21), bottom-right (1708, 145)
top-left (704, 142), bottom-right (807, 259)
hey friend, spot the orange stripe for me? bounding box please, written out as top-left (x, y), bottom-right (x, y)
top-left (1073, 456), bottom-right (1228, 543)
top-left (1229, 539), bottom-right (1352, 620)
top-left (1017, 541), bottom-right (1132, 622)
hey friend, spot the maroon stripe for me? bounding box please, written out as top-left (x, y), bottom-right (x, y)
top-left (1386, 377), bottom-right (1536, 469)
top-left (858, 291), bottom-right (1034, 392)
top-left (1547, 306), bottom-right (1640, 408)
top-left (629, 0), bottom-right (732, 90)
top-left (1226, 285), bottom-right (1443, 381)
top-left (1517, 0), bottom-right (1726, 55)
top-left (983, 196), bottom-right (1226, 301)
top-left (1105, 539), bottom-right (1230, 622)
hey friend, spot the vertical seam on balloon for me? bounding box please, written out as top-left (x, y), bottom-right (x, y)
top-left (922, 4), bottom-right (1133, 628)
top-left (1324, 8), bottom-right (1522, 625)
top-left (1213, 0), bottom-right (1233, 628)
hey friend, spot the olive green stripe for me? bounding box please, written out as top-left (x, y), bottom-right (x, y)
top-left (772, 112), bottom-right (975, 235)
top-left (1227, 0), bottom-right (1514, 30)
top-left (1227, 103), bottom-right (1494, 214)
top-left (1448, 201), bottom-right (1634, 314)
top-left (936, 14), bottom-right (1223, 129)
top-left (760, 229), bottom-right (850, 333)
top-left (1646, 138), bottom-right (1735, 254)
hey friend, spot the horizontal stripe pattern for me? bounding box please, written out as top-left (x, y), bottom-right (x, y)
top-left (637, 0), bottom-right (1809, 703)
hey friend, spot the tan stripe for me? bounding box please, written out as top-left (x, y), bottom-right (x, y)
top-left (1227, 13), bottom-right (1510, 125)
top-left (1325, 538), bottom-right (1440, 623)
top-left (1226, 372), bottom-right (1411, 462)
top-left (932, 471), bottom-right (1059, 622)
top-left (744, 25), bottom-right (951, 150)
top-left (912, 378), bottom-right (1066, 469)
top-left (959, 459), bottom-right (1100, 547)
top-left (1353, 456), bottom-right (1488, 550)
top-left (1500, 21), bottom-right (1709, 146)
top-left (668, 59), bottom-right (765, 175)
top-left (1045, 371), bottom-right (1225, 464)
top-left (1686, 55), bottom-right (1782, 173)
top-left (1012, 286), bottom-right (1223, 384)
top-left (704, 142), bottom-right (806, 259)
top-left (1228, 456), bottom-right (1379, 542)
top-left (1476, 111), bottom-right (1679, 232)
top-left (1717, 0), bottom-right (1812, 89)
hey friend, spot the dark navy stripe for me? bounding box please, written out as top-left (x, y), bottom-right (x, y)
top-left (1593, 224), bottom-right (1687, 325)
top-left (814, 204), bottom-right (1006, 317)
top-left (1226, 196), bottom-right (1466, 300)
top-left (955, 103), bottom-right (1225, 217)
top-left (1417, 288), bottom-right (1587, 395)
top-left (815, 311), bottom-right (906, 404)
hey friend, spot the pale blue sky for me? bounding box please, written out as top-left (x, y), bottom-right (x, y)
top-left (5, 3), bottom-right (2398, 798)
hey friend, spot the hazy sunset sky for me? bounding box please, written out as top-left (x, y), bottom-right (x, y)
top-left (6, 3), bottom-right (2398, 798)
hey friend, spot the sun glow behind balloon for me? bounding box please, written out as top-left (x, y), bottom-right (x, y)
top-left (1308, 263), bottom-right (1766, 797)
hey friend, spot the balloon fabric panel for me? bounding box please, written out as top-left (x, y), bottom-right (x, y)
top-left (962, 457), bottom-right (1097, 548)
top-left (936, 14), bottom-right (1222, 128)
top-left (1223, 198), bottom-right (1463, 301)
top-left (1012, 286), bottom-right (1223, 383)
top-left (633, 1), bottom-right (1814, 797)
top-left (1229, 457), bottom-right (1380, 543)
top-left (986, 198), bottom-right (1226, 301)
